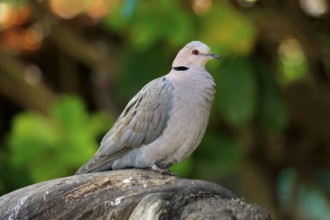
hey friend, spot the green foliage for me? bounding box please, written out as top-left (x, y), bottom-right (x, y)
top-left (257, 62), bottom-right (288, 133)
top-left (105, 0), bottom-right (194, 50)
top-left (170, 157), bottom-right (194, 177)
top-left (0, 0), bottom-right (24, 5)
top-left (211, 56), bottom-right (287, 132)
top-left (0, 148), bottom-right (32, 195)
top-left (195, 132), bottom-right (245, 179)
top-left (198, 2), bottom-right (256, 56)
top-left (121, 0), bottom-right (137, 19)
top-left (117, 44), bottom-right (170, 101)
top-left (170, 132), bottom-right (245, 179)
top-left (214, 57), bottom-right (257, 129)
top-left (278, 37), bottom-right (308, 85)
top-left (9, 96), bottom-right (112, 182)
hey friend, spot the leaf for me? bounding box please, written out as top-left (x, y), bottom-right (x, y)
top-left (256, 62), bottom-right (288, 132)
top-left (121, 0), bottom-right (138, 19)
top-left (9, 112), bottom-right (58, 167)
top-left (214, 57), bottom-right (257, 129)
top-left (194, 132), bottom-right (245, 179)
top-left (51, 96), bottom-right (88, 133)
top-left (170, 157), bottom-right (193, 177)
top-left (8, 95), bottom-right (111, 182)
top-left (129, 0), bottom-right (194, 50)
top-left (198, 2), bottom-right (256, 56)
top-left (104, 0), bottom-right (194, 50)
top-left (117, 44), bottom-right (169, 101)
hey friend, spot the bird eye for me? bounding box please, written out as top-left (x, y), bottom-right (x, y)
top-left (192, 49), bottom-right (199, 55)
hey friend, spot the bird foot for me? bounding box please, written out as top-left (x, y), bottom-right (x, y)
top-left (150, 165), bottom-right (177, 176)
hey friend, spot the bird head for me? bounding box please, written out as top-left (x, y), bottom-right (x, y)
top-left (172, 41), bottom-right (220, 70)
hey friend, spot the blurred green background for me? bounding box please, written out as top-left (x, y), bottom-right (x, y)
top-left (0, 0), bottom-right (330, 219)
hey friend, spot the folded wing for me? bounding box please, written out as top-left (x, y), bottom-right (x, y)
top-left (76, 77), bottom-right (173, 174)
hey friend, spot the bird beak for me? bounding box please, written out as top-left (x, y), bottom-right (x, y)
top-left (210, 53), bottom-right (221, 59)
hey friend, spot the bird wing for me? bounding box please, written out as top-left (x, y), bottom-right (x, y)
top-left (76, 76), bottom-right (173, 174)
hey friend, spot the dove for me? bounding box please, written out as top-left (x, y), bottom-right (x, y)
top-left (76, 41), bottom-right (220, 175)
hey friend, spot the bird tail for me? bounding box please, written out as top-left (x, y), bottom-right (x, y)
top-left (75, 163), bottom-right (90, 175)
top-left (75, 158), bottom-right (115, 175)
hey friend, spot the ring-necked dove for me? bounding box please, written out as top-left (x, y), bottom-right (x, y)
top-left (76, 41), bottom-right (220, 174)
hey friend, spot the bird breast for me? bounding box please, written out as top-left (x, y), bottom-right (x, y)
top-left (144, 70), bottom-right (216, 166)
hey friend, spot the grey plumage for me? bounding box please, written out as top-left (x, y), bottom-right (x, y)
top-left (76, 41), bottom-right (219, 174)
top-left (77, 77), bottom-right (173, 173)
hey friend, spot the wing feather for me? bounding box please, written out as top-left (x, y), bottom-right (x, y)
top-left (76, 76), bottom-right (173, 174)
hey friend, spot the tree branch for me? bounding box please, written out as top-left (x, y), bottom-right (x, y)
top-left (0, 169), bottom-right (272, 220)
